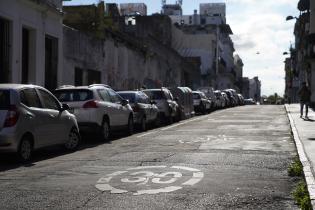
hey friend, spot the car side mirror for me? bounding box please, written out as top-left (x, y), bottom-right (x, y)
top-left (61, 104), bottom-right (70, 112)
top-left (121, 99), bottom-right (129, 106)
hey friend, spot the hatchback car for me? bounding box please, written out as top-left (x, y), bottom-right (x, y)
top-left (54, 84), bottom-right (134, 141)
top-left (0, 84), bottom-right (80, 161)
top-left (192, 91), bottom-right (211, 114)
top-left (143, 88), bottom-right (178, 124)
top-left (118, 91), bottom-right (159, 131)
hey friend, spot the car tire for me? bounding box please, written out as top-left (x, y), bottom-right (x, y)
top-left (154, 113), bottom-right (161, 127)
top-left (201, 104), bottom-right (206, 114)
top-left (128, 116), bottom-right (134, 135)
top-left (140, 116), bottom-right (147, 131)
top-left (18, 136), bottom-right (33, 162)
top-left (168, 115), bottom-right (173, 124)
top-left (65, 128), bottom-right (80, 151)
top-left (101, 120), bottom-right (110, 141)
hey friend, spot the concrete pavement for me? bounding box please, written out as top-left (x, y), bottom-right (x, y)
top-left (286, 104), bottom-right (315, 207)
top-left (0, 105), bottom-right (299, 209)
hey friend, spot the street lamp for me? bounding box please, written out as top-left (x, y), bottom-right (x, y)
top-left (286, 16), bottom-right (298, 21)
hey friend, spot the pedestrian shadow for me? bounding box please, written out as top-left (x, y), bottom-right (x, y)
top-left (303, 118), bottom-right (315, 122)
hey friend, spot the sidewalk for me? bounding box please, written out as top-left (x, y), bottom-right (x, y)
top-left (285, 104), bottom-right (315, 207)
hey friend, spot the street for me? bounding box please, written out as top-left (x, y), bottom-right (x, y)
top-left (0, 105), bottom-right (299, 209)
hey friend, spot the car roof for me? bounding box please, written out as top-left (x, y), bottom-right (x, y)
top-left (143, 89), bottom-right (164, 92)
top-left (117, 91), bottom-right (139, 94)
top-left (0, 84), bottom-right (44, 90)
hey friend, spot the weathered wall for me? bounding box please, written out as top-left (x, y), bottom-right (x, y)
top-left (63, 26), bottom-right (182, 90)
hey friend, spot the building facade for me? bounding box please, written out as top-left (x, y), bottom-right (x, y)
top-left (120, 3), bottom-right (147, 16)
top-left (285, 0), bottom-right (315, 106)
top-left (0, 0), bottom-right (63, 91)
top-left (169, 3), bottom-right (237, 90)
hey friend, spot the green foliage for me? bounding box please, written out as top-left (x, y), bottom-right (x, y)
top-left (292, 181), bottom-right (312, 210)
top-left (288, 157), bottom-right (303, 177)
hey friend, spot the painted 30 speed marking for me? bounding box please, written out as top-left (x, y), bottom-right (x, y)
top-left (95, 166), bottom-right (204, 195)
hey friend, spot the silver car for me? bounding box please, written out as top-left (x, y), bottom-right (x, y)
top-left (143, 88), bottom-right (178, 124)
top-left (0, 84), bottom-right (80, 161)
top-left (118, 91), bottom-right (159, 131)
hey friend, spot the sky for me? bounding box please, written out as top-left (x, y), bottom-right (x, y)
top-left (63, 0), bottom-right (300, 96)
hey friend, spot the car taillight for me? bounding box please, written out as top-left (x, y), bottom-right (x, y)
top-left (3, 105), bottom-right (19, 128)
top-left (83, 100), bottom-right (98, 109)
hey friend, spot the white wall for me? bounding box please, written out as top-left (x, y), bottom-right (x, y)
top-left (172, 26), bottom-right (215, 75)
top-left (310, 0), bottom-right (315, 103)
top-left (0, 0), bottom-right (63, 87)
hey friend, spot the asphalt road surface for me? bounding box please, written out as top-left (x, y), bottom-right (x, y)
top-left (0, 105), bottom-right (299, 209)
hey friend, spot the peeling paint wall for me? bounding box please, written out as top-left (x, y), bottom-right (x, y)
top-left (63, 26), bottom-right (182, 90)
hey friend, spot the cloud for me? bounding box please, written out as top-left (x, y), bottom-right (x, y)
top-left (224, 0), bottom-right (299, 96)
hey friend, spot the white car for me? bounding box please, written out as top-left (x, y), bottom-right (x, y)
top-left (54, 84), bottom-right (134, 141)
top-left (0, 84), bottom-right (80, 161)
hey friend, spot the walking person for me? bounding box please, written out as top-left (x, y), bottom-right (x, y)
top-left (298, 82), bottom-right (311, 119)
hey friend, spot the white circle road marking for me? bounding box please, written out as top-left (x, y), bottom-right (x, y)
top-left (95, 166), bottom-right (204, 195)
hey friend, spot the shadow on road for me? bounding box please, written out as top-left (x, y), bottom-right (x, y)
top-left (0, 129), bottom-right (145, 172)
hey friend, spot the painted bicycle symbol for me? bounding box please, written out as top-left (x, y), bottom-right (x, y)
top-left (95, 166), bottom-right (204, 195)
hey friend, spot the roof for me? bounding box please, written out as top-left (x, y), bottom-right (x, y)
top-left (117, 91), bottom-right (139, 94)
top-left (0, 84), bottom-right (42, 90)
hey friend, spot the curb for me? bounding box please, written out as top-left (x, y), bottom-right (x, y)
top-left (285, 104), bottom-right (315, 208)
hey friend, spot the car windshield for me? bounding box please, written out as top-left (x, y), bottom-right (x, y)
top-left (54, 89), bottom-right (93, 102)
top-left (144, 91), bottom-right (165, 100)
top-left (193, 93), bottom-right (200, 99)
top-left (0, 90), bottom-right (10, 110)
top-left (118, 93), bottom-right (136, 103)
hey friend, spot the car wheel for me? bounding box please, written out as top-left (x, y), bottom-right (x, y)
top-left (201, 104), bottom-right (206, 114)
top-left (101, 120), bottom-right (110, 141)
top-left (140, 116), bottom-right (147, 131)
top-left (128, 116), bottom-right (134, 135)
top-left (65, 128), bottom-right (80, 151)
top-left (18, 137), bottom-right (32, 162)
top-left (168, 115), bottom-right (173, 124)
top-left (154, 113), bottom-right (161, 127)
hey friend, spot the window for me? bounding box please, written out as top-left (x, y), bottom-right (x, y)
top-left (201, 18), bottom-right (206, 25)
top-left (75, 68), bottom-right (83, 86)
top-left (87, 69), bottom-right (101, 85)
top-left (0, 90), bottom-right (10, 110)
top-left (118, 93), bottom-right (136, 103)
top-left (54, 89), bottom-right (93, 102)
top-left (38, 89), bottom-right (60, 110)
top-left (45, 35), bottom-right (58, 91)
top-left (0, 17), bottom-right (11, 83)
top-left (144, 91), bottom-right (165, 100)
top-left (98, 89), bottom-right (111, 102)
top-left (107, 89), bottom-right (122, 103)
top-left (139, 93), bottom-right (150, 104)
top-left (20, 88), bottom-right (41, 108)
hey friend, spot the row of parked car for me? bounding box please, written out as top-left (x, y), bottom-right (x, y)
top-left (0, 84), bottom-right (245, 162)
